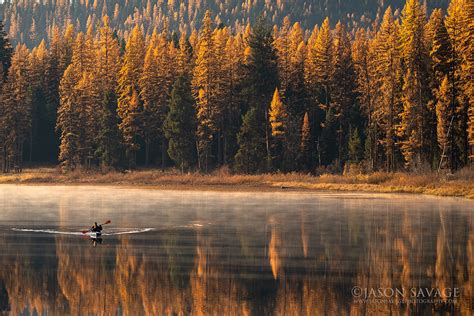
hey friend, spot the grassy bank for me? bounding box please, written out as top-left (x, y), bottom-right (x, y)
top-left (0, 167), bottom-right (473, 199)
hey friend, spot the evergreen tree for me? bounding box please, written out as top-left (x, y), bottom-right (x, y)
top-left (399, 0), bottom-right (432, 169)
top-left (299, 112), bottom-right (311, 170)
top-left (95, 16), bottom-right (122, 168)
top-left (309, 17), bottom-right (333, 112)
top-left (269, 88), bottom-right (287, 139)
top-left (436, 76), bottom-right (455, 170)
top-left (44, 24), bottom-right (74, 162)
top-left (374, 8), bottom-right (403, 171)
top-left (97, 16), bottom-right (121, 93)
top-left (140, 29), bottom-right (175, 168)
top-left (1, 45), bottom-right (32, 172)
top-left (460, 1), bottom-right (473, 163)
top-left (95, 91), bottom-right (122, 169)
top-left (274, 16), bottom-right (292, 96)
top-left (331, 21), bottom-right (358, 166)
top-left (244, 18), bottom-right (279, 169)
top-left (348, 127), bottom-right (363, 163)
top-left (164, 76), bottom-right (197, 172)
top-left (445, 0), bottom-right (470, 167)
top-left (0, 20), bottom-right (13, 82)
top-left (222, 34), bottom-right (245, 165)
top-left (57, 65), bottom-right (80, 170)
top-left (234, 107), bottom-right (266, 174)
top-left (283, 21), bottom-right (306, 117)
top-left (352, 27), bottom-right (378, 170)
top-left (304, 17), bottom-right (333, 167)
top-left (212, 27), bottom-right (232, 167)
top-left (176, 32), bottom-right (193, 77)
top-left (29, 40), bottom-right (50, 162)
top-left (398, 69), bottom-right (423, 169)
top-left (117, 25), bottom-right (145, 168)
top-left (192, 11), bottom-right (219, 171)
top-left (269, 87), bottom-right (287, 169)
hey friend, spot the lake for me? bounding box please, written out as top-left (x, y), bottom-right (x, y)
top-left (0, 185), bottom-right (472, 315)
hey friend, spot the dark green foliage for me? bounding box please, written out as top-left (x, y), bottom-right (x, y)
top-left (244, 19), bottom-right (279, 169)
top-left (95, 91), bottom-right (122, 168)
top-left (234, 107), bottom-right (266, 174)
top-left (245, 19), bottom-right (279, 114)
top-left (0, 20), bottom-right (12, 81)
top-left (348, 127), bottom-right (363, 162)
top-left (164, 76), bottom-right (197, 172)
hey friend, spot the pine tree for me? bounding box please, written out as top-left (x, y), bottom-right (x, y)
top-left (304, 25), bottom-right (319, 105)
top-left (176, 32), bottom-right (193, 77)
top-left (269, 88), bottom-right (287, 139)
top-left (244, 18), bottom-right (279, 170)
top-left (97, 16), bottom-right (121, 93)
top-left (428, 9), bottom-right (453, 93)
top-left (45, 24), bottom-right (75, 163)
top-left (192, 11), bottom-right (219, 171)
top-left (299, 112), bottom-right (311, 170)
top-left (399, 0), bottom-right (432, 169)
top-left (95, 91), bottom-right (122, 169)
top-left (57, 28), bottom-right (102, 170)
top-left (398, 69), bottom-right (423, 169)
top-left (234, 107), bottom-right (266, 174)
top-left (222, 34), bottom-right (245, 165)
top-left (274, 16), bottom-right (292, 95)
top-left (304, 17), bottom-right (333, 167)
top-left (0, 20), bottom-right (13, 83)
top-left (308, 17), bottom-right (333, 112)
top-left (212, 26), bottom-right (232, 167)
top-left (352, 27), bottom-right (378, 170)
top-left (436, 76), bottom-right (455, 170)
top-left (57, 65), bottom-right (81, 170)
top-left (445, 0), bottom-right (470, 167)
top-left (464, 1), bottom-right (474, 162)
top-left (29, 40), bottom-right (50, 162)
top-left (374, 7), bottom-right (403, 171)
top-left (140, 29), bottom-right (176, 168)
top-left (331, 21), bottom-right (358, 166)
top-left (164, 76), bottom-right (197, 172)
top-left (1, 45), bottom-right (32, 172)
top-left (348, 127), bottom-right (363, 163)
top-left (117, 25), bottom-right (145, 168)
top-left (95, 15), bottom-right (122, 168)
top-left (287, 24), bottom-right (306, 117)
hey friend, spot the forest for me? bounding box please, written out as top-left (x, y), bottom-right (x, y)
top-left (0, 0), bottom-right (472, 174)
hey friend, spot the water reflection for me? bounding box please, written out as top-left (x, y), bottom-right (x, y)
top-left (0, 187), bottom-right (472, 315)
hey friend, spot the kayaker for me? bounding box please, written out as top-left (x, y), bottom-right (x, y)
top-left (91, 222), bottom-right (103, 233)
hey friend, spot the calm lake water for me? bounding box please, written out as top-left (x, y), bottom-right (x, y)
top-left (0, 185), bottom-right (472, 315)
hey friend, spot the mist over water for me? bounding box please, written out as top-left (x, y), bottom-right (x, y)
top-left (0, 185), bottom-right (472, 315)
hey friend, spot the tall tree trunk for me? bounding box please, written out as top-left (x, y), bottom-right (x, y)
top-left (161, 137), bottom-right (166, 172)
top-left (145, 138), bottom-right (150, 166)
top-left (264, 107), bottom-right (271, 170)
top-left (196, 140), bottom-right (201, 171)
top-left (217, 129), bottom-right (222, 167)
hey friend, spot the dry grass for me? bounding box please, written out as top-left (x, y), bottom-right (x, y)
top-left (0, 166), bottom-right (473, 198)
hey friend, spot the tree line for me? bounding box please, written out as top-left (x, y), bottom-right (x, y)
top-left (0, 0), bottom-right (472, 174)
top-left (1, 0), bottom-right (450, 48)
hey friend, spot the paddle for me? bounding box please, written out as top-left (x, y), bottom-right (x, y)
top-left (81, 220), bottom-right (111, 234)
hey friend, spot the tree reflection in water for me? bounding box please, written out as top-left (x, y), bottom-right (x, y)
top-left (0, 195), bottom-right (472, 315)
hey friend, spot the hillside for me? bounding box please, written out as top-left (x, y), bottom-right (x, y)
top-left (1, 0), bottom-right (450, 47)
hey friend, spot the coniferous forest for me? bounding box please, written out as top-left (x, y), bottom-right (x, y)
top-left (0, 0), bottom-right (472, 174)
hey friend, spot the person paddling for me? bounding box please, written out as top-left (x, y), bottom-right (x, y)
top-left (91, 222), bottom-right (103, 233)
top-left (81, 220), bottom-right (111, 235)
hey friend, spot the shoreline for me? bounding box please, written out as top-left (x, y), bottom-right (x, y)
top-left (0, 167), bottom-right (473, 199)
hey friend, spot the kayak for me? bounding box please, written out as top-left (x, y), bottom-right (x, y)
top-left (85, 231), bottom-right (102, 238)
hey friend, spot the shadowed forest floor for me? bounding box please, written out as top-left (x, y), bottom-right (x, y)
top-left (0, 167), bottom-right (473, 199)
